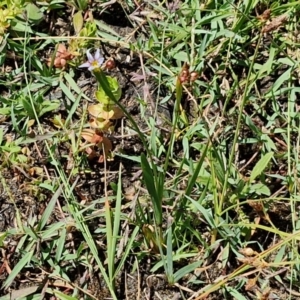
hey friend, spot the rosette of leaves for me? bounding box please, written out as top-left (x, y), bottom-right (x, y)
top-left (0, 6), bottom-right (20, 35)
top-left (90, 75), bottom-right (123, 129)
top-left (95, 75), bottom-right (122, 105)
top-left (81, 75), bottom-right (123, 162)
top-left (88, 103), bottom-right (123, 131)
top-left (69, 19), bottom-right (97, 65)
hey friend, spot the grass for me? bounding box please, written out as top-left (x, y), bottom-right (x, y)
top-left (1, 0), bottom-right (300, 299)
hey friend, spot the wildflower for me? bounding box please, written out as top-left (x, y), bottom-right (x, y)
top-left (79, 49), bottom-right (104, 71)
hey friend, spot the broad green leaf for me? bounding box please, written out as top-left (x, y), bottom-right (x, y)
top-left (95, 20), bottom-right (121, 37)
top-left (76, 0), bottom-right (88, 10)
top-left (25, 3), bottom-right (43, 23)
top-left (114, 226), bottom-right (139, 276)
top-left (11, 21), bottom-right (34, 33)
top-left (0, 107), bottom-right (10, 115)
top-left (151, 253), bottom-right (197, 272)
top-left (185, 142), bottom-right (209, 197)
top-left (250, 152), bottom-right (273, 182)
top-left (258, 46), bottom-right (275, 78)
top-left (41, 222), bottom-right (65, 240)
top-left (63, 72), bottom-right (81, 94)
top-left (22, 97), bottom-right (35, 118)
top-left (39, 100), bottom-right (60, 116)
top-left (60, 81), bottom-right (76, 102)
top-left (250, 183), bottom-right (270, 196)
top-left (73, 10), bottom-right (83, 34)
top-left (173, 51), bottom-right (188, 62)
top-left (221, 243), bottom-right (230, 268)
top-left (267, 68), bottom-right (291, 95)
top-left (166, 224), bottom-right (173, 282)
top-left (0, 128), bottom-right (3, 145)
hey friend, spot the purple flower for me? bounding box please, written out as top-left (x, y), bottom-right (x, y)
top-left (79, 49), bottom-right (104, 71)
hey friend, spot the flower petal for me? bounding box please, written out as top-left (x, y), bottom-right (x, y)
top-left (97, 56), bottom-right (105, 66)
top-left (94, 49), bottom-right (101, 60)
top-left (86, 49), bottom-right (94, 62)
top-left (79, 62), bottom-right (91, 68)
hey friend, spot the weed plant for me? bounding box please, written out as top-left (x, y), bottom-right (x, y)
top-left (0, 0), bottom-right (300, 299)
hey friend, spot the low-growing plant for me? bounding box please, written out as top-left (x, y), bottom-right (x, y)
top-left (78, 48), bottom-right (123, 162)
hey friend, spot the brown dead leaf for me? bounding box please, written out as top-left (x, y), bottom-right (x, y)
top-left (81, 129), bottom-right (112, 162)
top-left (28, 167), bottom-right (43, 177)
top-left (247, 200), bottom-right (264, 214)
top-left (124, 185), bottom-right (136, 201)
top-left (260, 287), bottom-right (271, 300)
top-left (84, 146), bottom-right (97, 160)
top-left (9, 286), bottom-right (40, 300)
top-left (252, 258), bottom-right (268, 269)
top-left (257, 9), bottom-right (271, 22)
top-left (109, 106), bottom-right (124, 119)
top-left (245, 277), bottom-right (257, 291)
top-left (236, 257), bottom-right (255, 265)
top-left (262, 14), bottom-right (287, 33)
top-left (239, 247), bottom-right (258, 257)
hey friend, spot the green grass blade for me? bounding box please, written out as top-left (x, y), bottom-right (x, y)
top-left (105, 197), bottom-right (114, 284)
top-left (114, 226), bottom-right (139, 278)
top-left (55, 227), bottom-right (66, 263)
top-left (250, 152), bottom-right (273, 182)
top-left (173, 260), bottom-right (203, 282)
top-left (166, 222), bottom-right (174, 283)
top-left (185, 142), bottom-right (210, 197)
top-left (141, 153), bottom-right (162, 225)
top-left (38, 185), bottom-right (62, 231)
top-left (3, 250), bottom-right (34, 289)
top-left (59, 80), bottom-right (76, 102)
top-left (52, 290), bottom-right (78, 300)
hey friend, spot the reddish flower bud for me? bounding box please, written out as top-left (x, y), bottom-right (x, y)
top-left (105, 58), bottom-right (116, 70)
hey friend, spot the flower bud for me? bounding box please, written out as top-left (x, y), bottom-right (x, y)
top-left (105, 58), bottom-right (116, 70)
